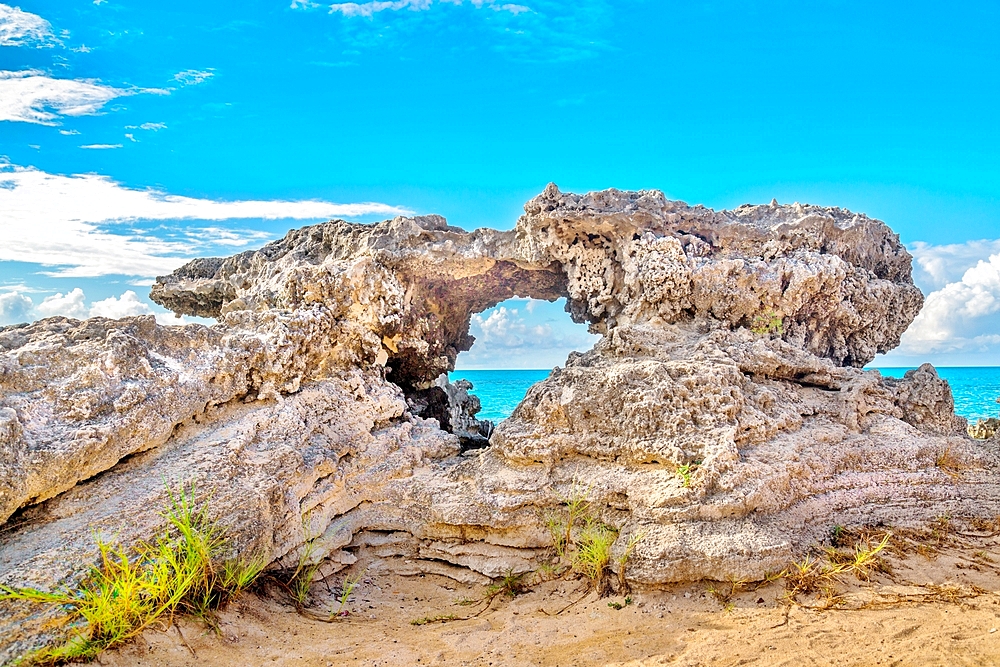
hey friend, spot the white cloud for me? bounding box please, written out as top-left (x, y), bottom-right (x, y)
top-left (323, 0), bottom-right (529, 17)
top-left (173, 69), bottom-right (214, 86)
top-left (0, 291), bottom-right (33, 324)
top-left (139, 122), bottom-right (166, 130)
top-left (10, 287), bottom-right (190, 326)
top-left (473, 306), bottom-right (539, 347)
top-left (58, 128), bottom-right (80, 135)
top-left (89, 290), bottom-right (152, 318)
top-left (80, 143), bottom-right (122, 149)
top-left (34, 288), bottom-right (87, 318)
top-left (459, 298), bottom-right (599, 369)
top-left (0, 4), bottom-right (56, 47)
top-left (0, 70), bottom-right (130, 125)
top-left (491, 3), bottom-right (529, 14)
top-left (181, 226), bottom-right (272, 247)
top-left (470, 304), bottom-right (593, 350)
top-left (124, 133), bottom-right (136, 142)
top-left (909, 239), bottom-right (1000, 291)
top-left (897, 252), bottom-right (1000, 356)
top-left (0, 161), bottom-right (411, 277)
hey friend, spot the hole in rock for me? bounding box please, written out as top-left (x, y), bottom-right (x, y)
top-left (439, 297), bottom-right (601, 449)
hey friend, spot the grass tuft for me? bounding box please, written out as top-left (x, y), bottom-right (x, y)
top-left (571, 520), bottom-right (618, 597)
top-left (0, 483), bottom-right (264, 665)
top-left (935, 446), bottom-right (968, 478)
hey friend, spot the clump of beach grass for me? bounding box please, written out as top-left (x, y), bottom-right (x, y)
top-left (0, 483), bottom-right (265, 666)
top-left (543, 481), bottom-right (646, 598)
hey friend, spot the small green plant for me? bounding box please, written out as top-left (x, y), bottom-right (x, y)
top-left (287, 541), bottom-right (322, 607)
top-left (545, 512), bottom-right (568, 558)
top-left (674, 461), bottom-right (700, 488)
top-left (486, 570), bottom-right (530, 600)
top-left (750, 309), bottom-right (784, 335)
top-left (825, 532), bottom-right (891, 581)
top-left (281, 512), bottom-right (325, 608)
top-left (331, 570), bottom-right (364, 618)
top-left (0, 483), bottom-right (264, 665)
top-left (607, 596), bottom-right (633, 611)
top-left (558, 480), bottom-right (593, 553)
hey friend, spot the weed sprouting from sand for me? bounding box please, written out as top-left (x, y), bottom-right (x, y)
top-left (288, 539), bottom-right (322, 608)
top-left (410, 613), bottom-right (457, 626)
top-left (572, 520), bottom-right (618, 595)
top-left (278, 512), bottom-right (326, 609)
top-left (0, 483), bottom-right (264, 665)
top-left (615, 531), bottom-right (646, 594)
top-left (487, 570), bottom-right (530, 600)
top-left (557, 480), bottom-right (592, 553)
top-left (541, 482), bottom-right (646, 597)
top-left (607, 595), bottom-right (633, 610)
top-left (331, 570), bottom-right (365, 618)
top-left (545, 512), bottom-right (568, 559)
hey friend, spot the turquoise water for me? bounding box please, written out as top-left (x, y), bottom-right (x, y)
top-left (875, 367), bottom-right (1000, 422)
top-left (452, 367), bottom-right (1000, 424)
top-left (448, 369), bottom-right (552, 422)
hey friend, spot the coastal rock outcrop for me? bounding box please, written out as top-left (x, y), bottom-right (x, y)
top-left (2, 185), bottom-right (997, 661)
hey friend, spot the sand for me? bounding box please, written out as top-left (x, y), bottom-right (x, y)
top-left (98, 532), bottom-right (1000, 667)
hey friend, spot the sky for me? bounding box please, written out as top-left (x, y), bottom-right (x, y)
top-left (0, 0), bottom-right (999, 369)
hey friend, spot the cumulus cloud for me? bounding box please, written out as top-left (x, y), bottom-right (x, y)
top-left (0, 70), bottom-right (130, 125)
top-left (0, 291), bottom-right (33, 323)
top-left (80, 143), bottom-right (122, 149)
top-left (460, 299), bottom-right (599, 369)
top-left (0, 4), bottom-right (56, 47)
top-left (470, 302), bottom-right (595, 351)
top-left (34, 287), bottom-right (87, 318)
top-left (88, 290), bottom-right (152, 318)
top-left (173, 69), bottom-right (214, 86)
top-left (897, 252), bottom-right (1000, 356)
top-left (0, 161), bottom-right (411, 277)
top-left (909, 239), bottom-right (1000, 291)
top-left (473, 306), bottom-right (545, 347)
top-left (5, 287), bottom-right (190, 326)
top-left (323, 0), bottom-right (529, 17)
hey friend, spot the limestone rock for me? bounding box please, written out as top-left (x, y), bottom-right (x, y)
top-left (1, 185), bottom-right (993, 662)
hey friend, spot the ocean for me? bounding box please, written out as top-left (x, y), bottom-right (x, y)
top-left (450, 367), bottom-right (1000, 424)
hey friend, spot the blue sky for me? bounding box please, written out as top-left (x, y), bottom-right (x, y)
top-left (1, 0), bottom-right (999, 368)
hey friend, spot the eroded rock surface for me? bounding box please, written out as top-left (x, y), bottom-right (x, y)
top-left (2, 185), bottom-right (996, 662)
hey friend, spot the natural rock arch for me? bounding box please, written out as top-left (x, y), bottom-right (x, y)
top-left (2, 184), bottom-right (997, 661)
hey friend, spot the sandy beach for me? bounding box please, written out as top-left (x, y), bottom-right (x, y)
top-left (100, 528), bottom-right (1000, 667)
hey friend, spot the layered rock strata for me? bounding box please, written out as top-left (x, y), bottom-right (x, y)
top-left (2, 185), bottom-right (997, 661)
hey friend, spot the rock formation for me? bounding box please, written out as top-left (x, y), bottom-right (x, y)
top-left (2, 185), bottom-right (998, 661)
top-left (968, 399), bottom-right (1000, 440)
